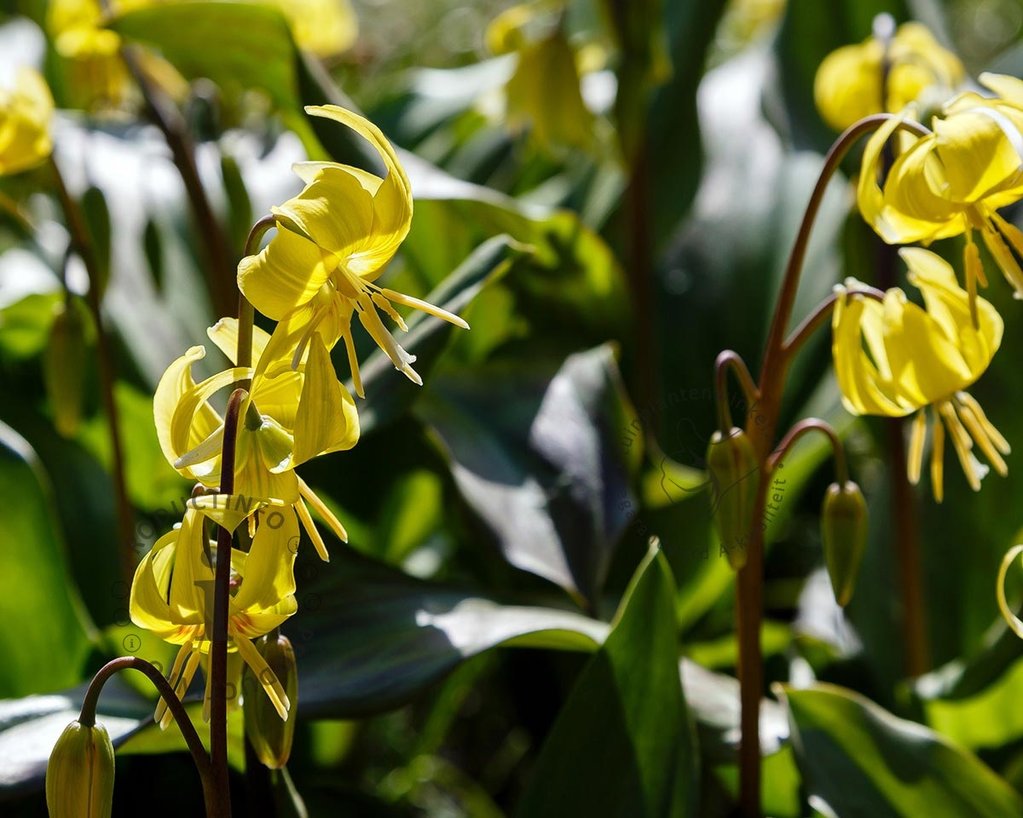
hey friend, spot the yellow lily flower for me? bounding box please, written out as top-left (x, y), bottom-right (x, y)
top-left (486, 2), bottom-right (595, 152)
top-left (47, 0), bottom-right (188, 109)
top-left (858, 74), bottom-right (1023, 312)
top-left (129, 507), bottom-right (299, 726)
top-left (268, 0), bottom-right (358, 57)
top-left (0, 68), bottom-right (54, 175)
top-left (154, 318), bottom-right (356, 557)
top-left (832, 247), bottom-right (1008, 501)
top-left (815, 22), bottom-right (963, 131)
top-left (237, 105), bottom-right (469, 397)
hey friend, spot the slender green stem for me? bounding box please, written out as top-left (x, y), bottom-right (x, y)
top-left (49, 156), bottom-right (135, 585)
top-left (768, 418), bottom-right (848, 484)
top-left (209, 387), bottom-right (247, 818)
top-left (714, 350), bottom-right (760, 431)
top-left (734, 113), bottom-right (929, 818)
top-left (80, 656), bottom-right (217, 815)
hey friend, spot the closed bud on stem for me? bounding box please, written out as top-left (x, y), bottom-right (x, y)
top-left (821, 481), bottom-right (868, 606)
top-left (45, 720), bottom-right (115, 818)
top-left (244, 633), bottom-right (298, 769)
top-left (43, 298), bottom-right (90, 438)
top-left (706, 427), bottom-right (759, 570)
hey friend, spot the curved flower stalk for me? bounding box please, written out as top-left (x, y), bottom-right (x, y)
top-left (0, 68), bottom-right (54, 175)
top-left (814, 20), bottom-right (963, 131)
top-left (155, 318), bottom-right (356, 556)
top-left (832, 247), bottom-right (1008, 501)
top-left (238, 105), bottom-right (469, 397)
top-left (858, 74), bottom-right (1023, 311)
top-left (129, 507), bottom-right (299, 727)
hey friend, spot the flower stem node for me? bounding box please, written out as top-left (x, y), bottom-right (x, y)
top-left (706, 427), bottom-right (759, 571)
top-left (821, 481), bottom-right (868, 607)
top-left (244, 633), bottom-right (298, 770)
top-left (45, 720), bottom-right (115, 818)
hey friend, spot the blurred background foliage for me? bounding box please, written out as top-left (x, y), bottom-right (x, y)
top-left (4, 0), bottom-right (1023, 815)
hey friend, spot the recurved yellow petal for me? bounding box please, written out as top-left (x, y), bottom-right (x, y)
top-left (0, 68), bottom-right (54, 175)
top-left (292, 334), bottom-right (360, 464)
top-left (305, 105), bottom-right (413, 277)
top-left (238, 226), bottom-right (335, 320)
top-left (231, 509), bottom-right (298, 621)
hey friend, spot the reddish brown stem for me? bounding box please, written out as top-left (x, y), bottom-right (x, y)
top-left (208, 388), bottom-right (246, 818)
top-left (80, 656), bottom-right (217, 814)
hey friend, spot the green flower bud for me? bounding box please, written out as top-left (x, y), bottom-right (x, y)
top-left (244, 634), bottom-right (298, 769)
top-left (821, 481), bottom-right (868, 606)
top-left (45, 720), bottom-right (115, 818)
top-left (706, 427), bottom-right (759, 570)
top-left (43, 299), bottom-right (90, 438)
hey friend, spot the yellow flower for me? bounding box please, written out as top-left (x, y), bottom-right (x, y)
top-left (814, 21), bottom-right (963, 131)
top-left (0, 68), bottom-right (54, 175)
top-left (269, 0), bottom-right (358, 57)
top-left (832, 248), bottom-right (1008, 501)
top-left (486, 2), bottom-right (594, 152)
top-left (237, 105), bottom-right (468, 396)
top-left (154, 318), bottom-right (356, 556)
top-left (858, 74), bottom-right (1023, 313)
top-left (129, 507), bottom-right (299, 726)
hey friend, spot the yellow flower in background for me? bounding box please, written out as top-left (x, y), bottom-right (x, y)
top-left (154, 318), bottom-right (356, 557)
top-left (858, 74), bottom-right (1023, 313)
top-left (238, 105), bottom-right (468, 397)
top-left (47, 0), bottom-right (188, 108)
top-left (486, 2), bottom-right (595, 152)
top-left (269, 0), bottom-right (358, 57)
top-left (0, 68), bottom-right (54, 175)
top-left (129, 508), bottom-right (299, 727)
top-left (814, 21), bottom-right (963, 131)
top-left (833, 248), bottom-right (1008, 502)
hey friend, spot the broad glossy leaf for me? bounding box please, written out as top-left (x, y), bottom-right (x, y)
top-left (640, 0), bottom-right (730, 249)
top-left (0, 676), bottom-right (150, 797)
top-left (111, 2), bottom-right (297, 112)
top-left (355, 234), bottom-right (522, 435)
top-left (291, 546), bottom-right (608, 719)
top-left (514, 548), bottom-right (697, 818)
top-left (416, 345), bottom-right (637, 606)
top-left (0, 423), bottom-right (93, 699)
top-left (781, 682), bottom-right (1023, 817)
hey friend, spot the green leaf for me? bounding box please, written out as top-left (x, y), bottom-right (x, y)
top-left (110, 2), bottom-right (298, 113)
top-left (0, 675), bottom-right (149, 797)
top-left (292, 546), bottom-right (608, 719)
top-left (80, 186), bottom-right (112, 298)
top-left (514, 547), bottom-right (698, 818)
top-left (355, 234), bottom-right (522, 435)
top-left (0, 292), bottom-right (61, 360)
top-left (0, 423), bottom-right (94, 699)
top-left (416, 344), bottom-right (637, 606)
top-left (642, 0), bottom-right (730, 249)
top-left (781, 682), bottom-right (1023, 817)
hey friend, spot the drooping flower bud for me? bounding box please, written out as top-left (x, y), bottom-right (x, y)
top-left (706, 427), bottom-right (759, 570)
top-left (45, 720), bottom-right (115, 818)
top-left (821, 481), bottom-right (868, 606)
top-left (244, 633), bottom-right (298, 769)
top-left (43, 298), bottom-right (90, 438)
